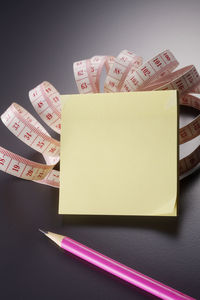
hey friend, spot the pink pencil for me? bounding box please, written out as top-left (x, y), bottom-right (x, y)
top-left (39, 230), bottom-right (195, 300)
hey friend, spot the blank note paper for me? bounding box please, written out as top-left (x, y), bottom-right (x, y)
top-left (59, 91), bottom-right (178, 216)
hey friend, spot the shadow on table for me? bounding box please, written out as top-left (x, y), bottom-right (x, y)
top-left (62, 214), bottom-right (179, 236)
top-left (61, 168), bottom-right (200, 236)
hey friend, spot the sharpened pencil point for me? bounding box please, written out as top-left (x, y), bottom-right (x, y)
top-left (38, 230), bottom-right (64, 247)
top-left (39, 229), bottom-right (48, 235)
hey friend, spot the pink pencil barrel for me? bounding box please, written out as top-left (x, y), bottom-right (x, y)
top-left (61, 236), bottom-right (195, 300)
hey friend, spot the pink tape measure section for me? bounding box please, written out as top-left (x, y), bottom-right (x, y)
top-left (0, 49), bottom-right (200, 188)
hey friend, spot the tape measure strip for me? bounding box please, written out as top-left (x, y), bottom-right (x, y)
top-left (0, 49), bottom-right (200, 189)
top-left (104, 49), bottom-right (143, 93)
top-left (179, 145), bottom-right (200, 176)
top-left (120, 50), bottom-right (179, 93)
top-left (29, 81), bottom-right (61, 134)
top-left (1, 103), bottom-right (60, 161)
top-left (73, 56), bottom-right (110, 94)
top-left (151, 65), bottom-right (200, 94)
top-left (0, 146), bottom-right (54, 181)
top-left (0, 81), bottom-right (61, 187)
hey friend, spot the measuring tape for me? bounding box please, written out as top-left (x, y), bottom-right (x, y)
top-left (0, 82), bottom-right (60, 188)
top-left (0, 49), bottom-right (199, 188)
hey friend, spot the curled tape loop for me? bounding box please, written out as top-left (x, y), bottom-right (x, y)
top-left (121, 50), bottom-right (178, 92)
top-left (0, 49), bottom-right (200, 187)
top-left (29, 81), bottom-right (61, 134)
top-left (104, 50), bottom-right (143, 93)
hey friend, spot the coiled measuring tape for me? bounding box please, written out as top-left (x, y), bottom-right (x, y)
top-left (0, 49), bottom-right (200, 188)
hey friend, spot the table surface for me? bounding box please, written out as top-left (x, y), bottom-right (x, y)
top-left (0, 1), bottom-right (200, 299)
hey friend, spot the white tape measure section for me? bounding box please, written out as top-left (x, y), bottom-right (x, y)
top-left (121, 50), bottom-right (178, 92)
top-left (74, 56), bottom-right (108, 94)
top-left (153, 65), bottom-right (200, 94)
top-left (29, 81), bottom-right (61, 134)
top-left (104, 50), bottom-right (143, 93)
top-left (73, 55), bottom-right (116, 94)
top-left (179, 145), bottom-right (200, 177)
top-left (105, 56), bottom-right (115, 73)
top-left (1, 103), bottom-right (60, 161)
top-left (0, 145), bottom-right (59, 187)
top-left (90, 56), bottom-right (107, 92)
top-left (179, 94), bottom-right (200, 144)
top-left (0, 82), bottom-right (61, 187)
top-left (0, 146), bottom-right (54, 181)
top-left (34, 169), bottom-right (60, 187)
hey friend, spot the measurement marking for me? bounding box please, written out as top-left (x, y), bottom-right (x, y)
top-left (17, 125), bottom-right (26, 137)
top-left (38, 106), bottom-right (49, 115)
top-left (7, 115), bottom-right (15, 127)
top-left (29, 135), bottom-right (39, 147)
top-left (75, 76), bottom-right (88, 82)
top-left (42, 142), bottom-right (51, 154)
top-left (20, 164), bottom-right (27, 178)
top-left (5, 157), bottom-right (12, 172)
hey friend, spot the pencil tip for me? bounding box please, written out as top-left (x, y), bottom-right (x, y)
top-left (39, 228), bottom-right (48, 235)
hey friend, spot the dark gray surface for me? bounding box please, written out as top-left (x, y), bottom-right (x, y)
top-left (0, 1), bottom-right (200, 299)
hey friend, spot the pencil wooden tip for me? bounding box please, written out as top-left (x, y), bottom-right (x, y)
top-left (39, 229), bottom-right (64, 247)
top-left (39, 229), bottom-right (48, 235)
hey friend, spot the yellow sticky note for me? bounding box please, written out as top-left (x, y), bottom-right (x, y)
top-left (59, 91), bottom-right (178, 216)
